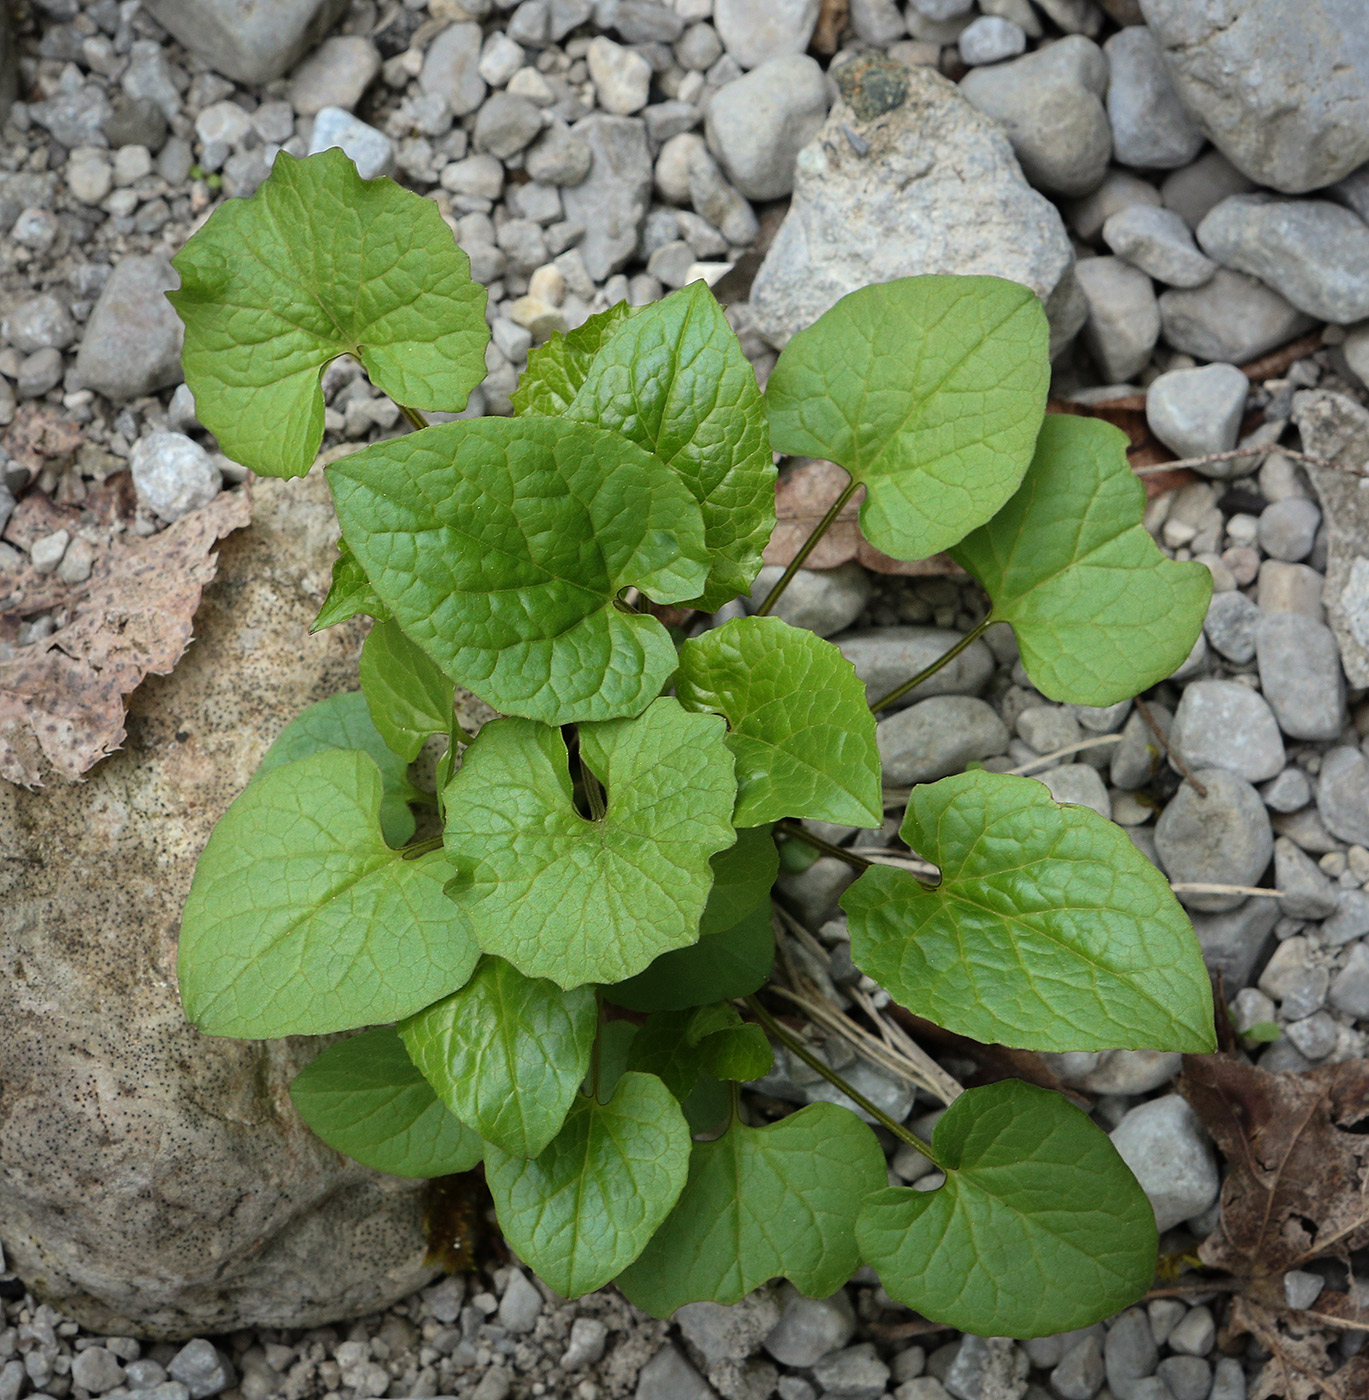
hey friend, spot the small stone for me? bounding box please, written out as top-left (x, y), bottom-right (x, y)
top-left (1158, 270), bottom-right (1317, 367)
top-left (1284, 1010), bottom-right (1339, 1061)
top-left (29, 530), bottom-right (70, 575)
top-left (587, 37), bottom-right (652, 114)
top-left (1051, 1337), bottom-right (1105, 1400)
top-left (1068, 168), bottom-right (1163, 242)
top-left (497, 1269), bottom-right (542, 1333)
top-left (441, 154), bottom-right (505, 201)
top-left (421, 22), bottom-right (487, 118)
top-left (1259, 936), bottom-right (1328, 1019)
top-left (895, 1382), bottom-right (951, 1400)
top-left (705, 55), bottom-right (829, 201)
top-left (1017, 705), bottom-right (1082, 755)
top-left (745, 563), bottom-right (871, 637)
top-left (3, 293), bottom-right (76, 353)
top-left (1077, 1049), bottom-right (1182, 1095)
top-left (167, 1342), bottom-right (234, 1400)
top-left (1111, 702), bottom-right (1170, 790)
top-left (10, 207), bottom-right (59, 252)
top-left (561, 114), bottom-right (653, 282)
top-left (958, 15), bottom-right (1027, 66)
top-left (713, 0), bottom-right (820, 68)
top-left (288, 36), bottom-right (379, 115)
top-left (57, 536), bottom-right (94, 586)
top-left (308, 106), bottom-right (394, 179)
top-left (1329, 942), bottom-right (1369, 1018)
top-left (1146, 363), bottom-right (1248, 460)
top-left (1039, 764), bottom-right (1111, 820)
top-left (1103, 204), bottom-right (1216, 288)
top-left (1161, 149), bottom-right (1258, 231)
top-left (525, 121), bottom-right (592, 186)
top-left (763, 1285), bottom-right (855, 1368)
top-left (473, 92), bottom-right (543, 157)
top-left (1257, 497), bottom-right (1321, 563)
top-left (1211, 1357), bottom-right (1247, 1400)
top-left (561, 1317), bottom-right (608, 1369)
top-left (1155, 768), bottom-right (1274, 912)
top-left (877, 696), bottom-right (1009, 785)
top-left (1262, 767), bottom-right (1312, 814)
top-left (67, 146), bottom-right (113, 204)
top-left (1284, 1270), bottom-right (1326, 1311)
top-left (1323, 889), bottom-right (1369, 945)
top-left (114, 144), bottom-right (154, 186)
top-left (1075, 256), bottom-right (1160, 382)
top-left (1171, 680), bottom-right (1285, 784)
top-left (126, 1360), bottom-right (170, 1391)
top-left (105, 94), bottom-right (169, 151)
top-left (479, 34), bottom-right (525, 88)
top-left (943, 1336), bottom-right (1025, 1400)
top-left (18, 348), bottom-right (64, 399)
top-left (813, 1343), bottom-right (890, 1400)
top-left (677, 1293), bottom-right (782, 1364)
top-left (836, 627), bottom-right (994, 709)
top-left (635, 1344), bottom-right (716, 1400)
top-left (1158, 1356), bottom-right (1211, 1400)
top-left (1103, 25), bottom-right (1204, 169)
top-left (130, 433), bottom-right (223, 523)
top-left (1275, 837), bottom-right (1340, 919)
top-left (1110, 1096), bottom-right (1219, 1232)
top-left (1318, 746), bottom-right (1369, 846)
top-left (1168, 1307), bottom-right (1215, 1358)
top-left (1203, 590), bottom-right (1259, 664)
top-left (1258, 560), bottom-right (1325, 620)
top-left (1256, 614), bottom-right (1345, 741)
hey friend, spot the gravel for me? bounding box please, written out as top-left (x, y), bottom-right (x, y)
top-left (1145, 363), bottom-right (1248, 460)
top-left (1109, 1096), bottom-right (1220, 1233)
top-left (746, 564), bottom-right (872, 638)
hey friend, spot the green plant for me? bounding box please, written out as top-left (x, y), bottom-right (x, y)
top-left (173, 150), bottom-right (1218, 1335)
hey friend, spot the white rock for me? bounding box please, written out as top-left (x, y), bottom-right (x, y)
top-left (586, 36), bottom-right (652, 115)
top-left (130, 432), bottom-right (223, 522)
top-left (958, 15), bottom-right (1027, 66)
top-left (713, 0), bottom-right (820, 68)
top-left (308, 106), bottom-right (394, 179)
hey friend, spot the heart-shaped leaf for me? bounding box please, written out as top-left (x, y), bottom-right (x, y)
top-left (253, 690), bottom-right (419, 847)
top-left (443, 698), bottom-right (737, 988)
top-left (951, 414), bottom-right (1212, 705)
top-left (699, 825), bottom-right (779, 937)
top-left (858, 1080), bottom-right (1156, 1336)
top-left (565, 281), bottom-right (775, 610)
top-left (359, 618), bottom-right (456, 762)
top-left (312, 540), bottom-right (390, 632)
top-left (485, 1072), bottom-right (691, 1297)
top-left (330, 416), bottom-right (710, 724)
top-left (628, 1005), bottom-right (772, 1100)
top-left (841, 770), bottom-right (1216, 1053)
top-left (179, 749), bottom-right (479, 1036)
top-left (511, 301), bottom-right (634, 417)
top-left (677, 617), bottom-right (881, 828)
top-left (170, 148), bottom-right (488, 479)
top-left (617, 1102), bottom-right (886, 1315)
top-left (289, 1026), bottom-right (483, 1179)
top-left (399, 956), bottom-right (596, 1159)
top-left (764, 276), bottom-right (1049, 562)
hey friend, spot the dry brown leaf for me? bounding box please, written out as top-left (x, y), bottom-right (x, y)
top-left (1229, 1294), bottom-right (1369, 1400)
top-left (0, 487), bottom-right (252, 786)
top-left (2, 403), bottom-right (84, 479)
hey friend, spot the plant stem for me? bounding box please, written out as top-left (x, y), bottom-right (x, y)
top-left (583, 763), bottom-right (607, 821)
top-left (777, 819), bottom-right (871, 870)
top-left (869, 615), bottom-right (993, 714)
top-left (399, 404), bottom-right (429, 432)
top-left (1135, 696), bottom-right (1207, 798)
top-left (744, 995), bottom-right (941, 1164)
top-left (755, 478), bottom-right (861, 617)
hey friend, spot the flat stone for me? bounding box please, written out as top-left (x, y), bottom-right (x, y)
top-left (1158, 269), bottom-right (1316, 366)
top-left (0, 475), bottom-right (443, 1336)
top-left (561, 114), bottom-right (652, 282)
top-left (834, 626), bottom-right (994, 710)
top-left (959, 35), bottom-right (1110, 198)
top-left (1323, 889), bottom-right (1369, 945)
top-left (1141, 0), bottom-right (1369, 194)
top-left (1162, 149), bottom-right (1258, 230)
top-left (420, 22), bottom-right (486, 117)
top-left (1155, 768), bottom-right (1274, 912)
top-left (1198, 195), bottom-right (1369, 323)
top-left (705, 55), bottom-right (829, 201)
top-left (877, 695), bottom-right (1010, 784)
top-left (308, 106), bottom-right (394, 179)
top-left (1329, 942), bottom-right (1369, 1019)
top-left (1204, 590), bottom-right (1259, 664)
top-left (763, 1286), bottom-right (855, 1369)
top-left (685, 143), bottom-right (759, 247)
top-left (1258, 559), bottom-right (1325, 620)
top-left (1103, 25), bottom-right (1204, 169)
top-left (750, 59), bottom-right (1074, 353)
top-left (746, 563), bottom-right (871, 638)
top-left (1171, 679), bottom-right (1285, 783)
top-left (1072, 1049), bottom-right (1182, 1096)
top-left (1317, 746), bottom-right (1369, 846)
top-left (713, 0), bottom-right (820, 68)
top-left (1258, 496), bottom-right (1321, 562)
top-left (287, 35), bottom-right (379, 115)
top-left (473, 92), bottom-right (544, 158)
top-left (525, 120), bottom-right (592, 186)
top-left (1190, 897), bottom-right (1279, 989)
top-left (1146, 363), bottom-right (1247, 459)
top-left (1075, 256), bottom-right (1160, 382)
top-left (1110, 1097), bottom-right (1219, 1233)
top-left (1103, 204), bottom-right (1216, 288)
top-left (140, 0), bottom-right (347, 85)
top-left (1274, 838), bottom-right (1340, 919)
top-left (812, 1344), bottom-right (890, 1400)
top-left (1051, 1337), bottom-right (1104, 1400)
top-left (1256, 614), bottom-right (1345, 741)
top-left (678, 1293), bottom-right (782, 1364)
top-left (75, 254), bottom-right (183, 402)
top-left (167, 1342), bottom-right (233, 1400)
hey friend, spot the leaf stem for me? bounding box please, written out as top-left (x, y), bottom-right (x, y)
top-left (743, 995), bottom-right (941, 1165)
top-left (776, 819), bottom-right (871, 870)
top-left (399, 404), bottom-right (430, 432)
top-left (869, 615), bottom-right (993, 714)
top-left (755, 478), bottom-right (862, 617)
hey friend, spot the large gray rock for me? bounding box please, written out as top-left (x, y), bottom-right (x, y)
top-left (75, 254), bottom-right (184, 402)
top-left (959, 35), bottom-right (1111, 198)
top-left (1197, 194), bottom-right (1369, 322)
top-left (1157, 269), bottom-right (1316, 365)
top-left (1109, 1096), bottom-right (1219, 1232)
top-left (876, 695), bottom-right (1009, 784)
top-left (1145, 362), bottom-right (1247, 459)
top-left (1139, 0), bottom-right (1369, 194)
top-left (1103, 25), bottom-right (1203, 169)
top-left (1170, 680), bottom-right (1284, 783)
top-left (561, 115), bottom-right (652, 282)
top-left (140, 0), bottom-right (349, 85)
top-left (834, 626), bottom-right (996, 710)
top-left (705, 55), bottom-right (829, 201)
top-left (1291, 389), bottom-right (1369, 686)
top-left (1155, 768), bottom-right (1273, 911)
top-left (749, 56), bottom-right (1074, 352)
top-left (0, 473), bottom-right (446, 1337)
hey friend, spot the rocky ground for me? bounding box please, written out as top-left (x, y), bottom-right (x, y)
top-left (4, 0), bottom-right (1369, 1398)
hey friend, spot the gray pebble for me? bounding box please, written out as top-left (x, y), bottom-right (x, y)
top-left (474, 92), bottom-right (544, 158)
top-left (1156, 1356), bottom-right (1210, 1400)
top-left (746, 563), bottom-right (871, 638)
top-left (1323, 889), bottom-right (1369, 945)
top-left (705, 55), bottom-right (828, 201)
top-left (1103, 26), bottom-right (1203, 169)
top-left (1166, 1306), bottom-right (1214, 1357)
top-left (309, 106), bottom-right (394, 179)
top-left (1102, 204), bottom-right (1215, 288)
top-left (125, 1361), bottom-right (170, 1392)
top-left (958, 15), bottom-right (1027, 66)
top-left (1317, 746), bottom-right (1369, 846)
top-left (1038, 764), bottom-right (1111, 820)
top-left (1155, 768), bottom-right (1273, 912)
top-left (1109, 1096), bottom-right (1219, 1233)
top-left (287, 35), bottom-right (379, 116)
top-left (562, 114), bottom-right (653, 281)
top-left (421, 22), bottom-right (487, 117)
top-left (763, 1285), bottom-right (854, 1369)
top-left (1017, 704), bottom-right (1082, 755)
top-left (1051, 1336), bottom-right (1105, 1400)
top-left (1170, 679), bottom-right (1285, 784)
top-left (3, 293), bottom-right (76, 353)
top-left (1275, 837), bottom-right (1339, 919)
top-left (1145, 363), bottom-right (1248, 460)
top-left (677, 1294), bottom-right (781, 1364)
top-left (1261, 767), bottom-right (1312, 813)
top-left (130, 433), bottom-right (223, 523)
top-left (1203, 590), bottom-right (1259, 664)
top-left (1283, 1269), bottom-right (1325, 1311)
top-left (1111, 703), bottom-right (1170, 790)
top-left (1068, 168), bottom-right (1163, 242)
top-left (836, 627), bottom-right (994, 710)
top-left (18, 348), bottom-right (63, 399)
top-left (712, 0), bottom-right (821, 69)
top-left (74, 255), bottom-right (181, 401)
top-left (1284, 1010), bottom-right (1339, 1060)
top-left (774, 856), bottom-right (856, 927)
top-left (1211, 1357), bottom-right (1246, 1400)
top-left (29, 530), bottom-right (70, 575)
top-left (496, 1270), bottom-right (541, 1333)
top-left (635, 1344), bottom-right (715, 1400)
top-left (1075, 255), bottom-right (1160, 382)
top-left (560, 1317), bottom-right (608, 1369)
top-left (72, 1349), bottom-right (126, 1395)
top-left (1158, 269), bottom-right (1317, 367)
top-left (1256, 614), bottom-right (1345, 741)
top-left (167, 1341), bottom-right (234, 1400)
top-left (877, 696), bottom-right (1009, 785)
top-left (1329, 942), bottom-right (1369, 1018)
top-left (942, 1336), bottom-right (1023, 1400)
top-left (1257, 496), bottom-right (1321, 562)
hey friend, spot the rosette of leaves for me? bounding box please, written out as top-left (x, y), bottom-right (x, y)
top-left (174, 150), bottom-right (1217, 1333)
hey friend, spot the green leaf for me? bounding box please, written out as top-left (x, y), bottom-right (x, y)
top-left (485, 1072), bottom-right (691, 1297)
top-left (609, 900), bottom-right (775, 1014)
top-left (330, 416), bottom-right (711, 724)
top-left (169, 148), bottom-right (488, 479)
top-left (841, 770), bottom-right (1216, 1053)
top-left (951, 414), bottom-right (1212, 705)
top-left (289, 1026), bottom-right (483, 1179)
top-left (399, 956), bottom-right (596, 1159)
top-left (566, 281), bottom-right (775, 610)
top-left (593, 1019), bottom-right (640, 1102)
top-left (254, 691), bottom-right (419, 848)
top-left (179, 750), bottom-right (479, 1036)
top-left (677, 618), bottom-right (881, 828)
top-left (359, 618), bottom-right (456, 762)
top-left (628, 1005), bottom-right (772, 1100)
top-left (313, 540), bottom-right (390, 632)
top-left (701, 825), bottom-right (778, 936)
top-left (618, 1102), bottom-right (886, 1316)
top-left (510, 301), bottom-right (634, 417)
top-left (443, 698), bottom-right (737, 988)
top-left (764, 276), bottom-right (1049, 561)
top-left (857, 1080), bottom-right (1156, 1337)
